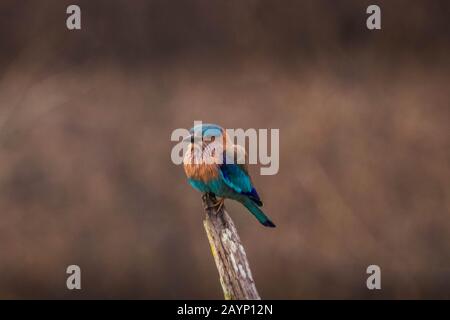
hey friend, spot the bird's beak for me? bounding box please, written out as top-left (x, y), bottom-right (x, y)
top-left (183, 134), bottom-right (193, 143)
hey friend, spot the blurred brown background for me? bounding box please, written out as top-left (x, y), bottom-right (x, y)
top-left (0, 0), bottom-right (449, 299)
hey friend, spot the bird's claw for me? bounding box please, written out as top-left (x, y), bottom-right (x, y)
top-left (209, 198), bottom-right (225, 213)
top-left (202, 194), bottom-right (225, 213)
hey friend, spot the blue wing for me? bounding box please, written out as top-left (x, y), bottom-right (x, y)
top-left (218, 163), bottom-right (263, 206)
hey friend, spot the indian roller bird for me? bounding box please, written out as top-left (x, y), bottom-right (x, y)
top-left (182, 123), bottom-right (276, 227)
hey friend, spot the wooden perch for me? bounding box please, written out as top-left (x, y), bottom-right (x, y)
top-left (202, 194), bottom-right (261, 300)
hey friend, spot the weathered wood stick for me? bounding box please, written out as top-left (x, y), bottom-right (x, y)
top-left (202, 194), bottom-right (261, 300)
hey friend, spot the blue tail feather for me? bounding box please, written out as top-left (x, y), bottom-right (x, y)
top-left (241, 198), bottom-right (276, 228)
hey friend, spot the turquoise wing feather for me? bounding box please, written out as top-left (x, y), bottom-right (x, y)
top-left (218, 163), bottom-right (274, 227)
top-left (218, 163), bottom-right (263, 206)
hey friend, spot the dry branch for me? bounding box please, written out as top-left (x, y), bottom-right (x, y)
top-left (202, 194), bottom-right (261, 300)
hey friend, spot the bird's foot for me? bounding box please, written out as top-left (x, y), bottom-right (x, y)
top-left (210, 198), bottom-right (225, 213)
top-left (202, 194), bottom-right (224, 213)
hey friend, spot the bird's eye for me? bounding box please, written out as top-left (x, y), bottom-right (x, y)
top-left (203, 135), bottom-right (215, 142)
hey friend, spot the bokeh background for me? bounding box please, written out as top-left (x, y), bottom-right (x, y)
top-left (0, 0), bottom-right (449, 299)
